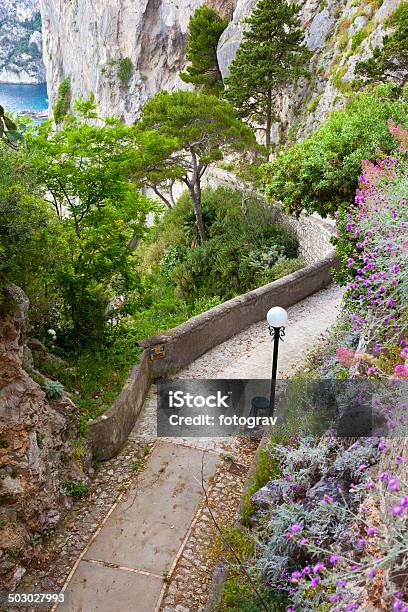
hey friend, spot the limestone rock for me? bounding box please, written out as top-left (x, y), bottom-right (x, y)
top-left (0, 285), bottom-right (90, 590)
top-left (0, 0), bottom-right (45, 84)
top-left (39, 0), bottom-right (237, 123)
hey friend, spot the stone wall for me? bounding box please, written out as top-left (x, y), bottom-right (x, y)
top-left (88, 251), bottom-right (339, 460)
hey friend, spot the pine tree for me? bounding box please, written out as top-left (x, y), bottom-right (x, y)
top-left (180, 6), bottom-right (228, 96)
top-left (224, 0), bottom-right (310, 150)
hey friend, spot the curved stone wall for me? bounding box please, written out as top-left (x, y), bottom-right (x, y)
top-left (88, 246), bottom-right (339, 460)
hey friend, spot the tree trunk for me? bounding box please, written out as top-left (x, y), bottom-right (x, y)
top-left (241, 188), bottom-right (249, 224)
top-left (190, 185), bottom-right (207, 243)
top-left (187, 148), bottom-right (207, 243)
top-left (265, 89), bottom-right (272, 157)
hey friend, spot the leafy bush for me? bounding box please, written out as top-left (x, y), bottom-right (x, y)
top-left (263, 84), bottom-right (408, 217)
top-left (117, 57), bottom-right (134, 85)
top-left (63, 480), bottom-right (88, 499)
top-left (142, 187), bottom-right (300, 301)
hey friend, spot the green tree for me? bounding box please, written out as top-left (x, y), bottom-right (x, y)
top-left (224, 0), bottom-right (310, 150)
top-left (137, 90), bottom-right (257, 243)
top-left (180, 6), bottom-right (228, 95)
top-left (28, 99), bottom-right (154, 344)
top-left (0, 141), bottom-right (64, 321)
top-left (356, 2), bottom-right (408, 87)
top-left (263, 84), bottom-right (408, 217)
top-left (0, 105), bottom-right (23, 149)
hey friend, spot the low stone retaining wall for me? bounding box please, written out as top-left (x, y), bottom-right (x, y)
top-left (88, 252), bottom-right (339, 460)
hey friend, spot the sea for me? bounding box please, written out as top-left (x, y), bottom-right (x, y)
top-left (0, 82), bottom-right (49, 116)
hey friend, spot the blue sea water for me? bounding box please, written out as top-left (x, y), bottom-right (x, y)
top-left (0, 82), bottom-right (49, 113)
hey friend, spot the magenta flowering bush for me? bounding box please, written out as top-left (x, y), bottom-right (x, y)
top-left (334, 123), bottom-right (407, 369)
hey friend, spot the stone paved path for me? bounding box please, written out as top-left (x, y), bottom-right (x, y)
top-left (57, 285), bottom-right (344, 612)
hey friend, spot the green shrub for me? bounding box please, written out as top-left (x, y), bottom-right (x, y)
top-left (143, 187), bottom-right (300, 301)
top-left (117, 58), bottom-right (134, 85)
top-left (53, 78), bottom-right (71, 124)
top-left (264, 84), bottom-right (408, 217)
top-left (63, 480), bottom-right (88, 499)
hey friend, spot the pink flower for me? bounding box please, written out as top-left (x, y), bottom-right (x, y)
top-left (336, 347), bottom-right (355, 367)
top-left (394, 365), bottom-right (408, 378)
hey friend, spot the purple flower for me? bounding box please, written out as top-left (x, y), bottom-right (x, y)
top-left (330, 554), bottom-right (340, 564)
top-left (400, 496), bottom-right (408, 508)
top-left (291, 523), bottom-right (302, 533)
top-left (313, 562), bottom-right (325, 574)
top-left (367, 568), bottom-right (377, 578)
top-left (310, 577), bottom-right (320, 588)
top-left (388, 477), bottom-right (399, 492)
top-left (358, 463), bottom-right (367, 472)
top-left (378, 440), bottom-right (386, 451)
top-left (329, 594), bottom-right (341, 602)
top-left (302, 566), bottom-right (311, 575)
top-left (367, 527), bottom-right (377, 536)
top-left (392, 504), bottom-right (403, 516)
top-left (291, 571), bottom-right (302, 582)
top-left (391, 264), bottom-right (400, 274)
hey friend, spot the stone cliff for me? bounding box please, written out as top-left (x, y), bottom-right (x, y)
top-left (218, 0), bottom-right (404, 140)
top-left (39, 0), bottom-right (403, 134)
top-left (40, 0), bottom-right (236, 123)
top-left (0, 0), bottom-right (45, 84)
top-left (0, 285), bottom-right (90, 590)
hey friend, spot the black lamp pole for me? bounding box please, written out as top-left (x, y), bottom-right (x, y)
top-left (268, 326), bottom-right (285, 416)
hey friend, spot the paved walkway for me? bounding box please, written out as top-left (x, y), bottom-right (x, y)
top-left (58, 285), bottom-right (344, 612)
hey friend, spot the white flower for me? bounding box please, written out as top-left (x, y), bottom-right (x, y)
top-left (47, 329), bottom-right (57, 336)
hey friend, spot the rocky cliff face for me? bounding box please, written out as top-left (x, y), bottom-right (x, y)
top-left (0, 285), bottom-right (90, 590)
top-left (40, 0), bottom-right (236, 123)
top-left (0, 0), bottom-right (45, 84)
top-left (218, 0), bottom-right (404, 140)
top-left (40, 0), bottom-right (403, 132)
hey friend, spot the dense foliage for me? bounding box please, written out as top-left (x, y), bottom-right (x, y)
top-left (224, 0), bottom-right (310, 149)
top-left (27, 99), bottom-right (154, 346)
top-left (264, 85), bottom-right (408, 217)
top-left (141, 187), bottom-right (301, 301)
top-left (180, 6), bottom-right (227, 95)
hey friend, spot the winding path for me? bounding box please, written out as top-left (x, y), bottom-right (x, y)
top-left (57, 285), bottom-right (344, 612)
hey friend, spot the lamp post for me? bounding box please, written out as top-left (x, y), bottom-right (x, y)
top-left (266, 306), bottom-right (288, 416)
